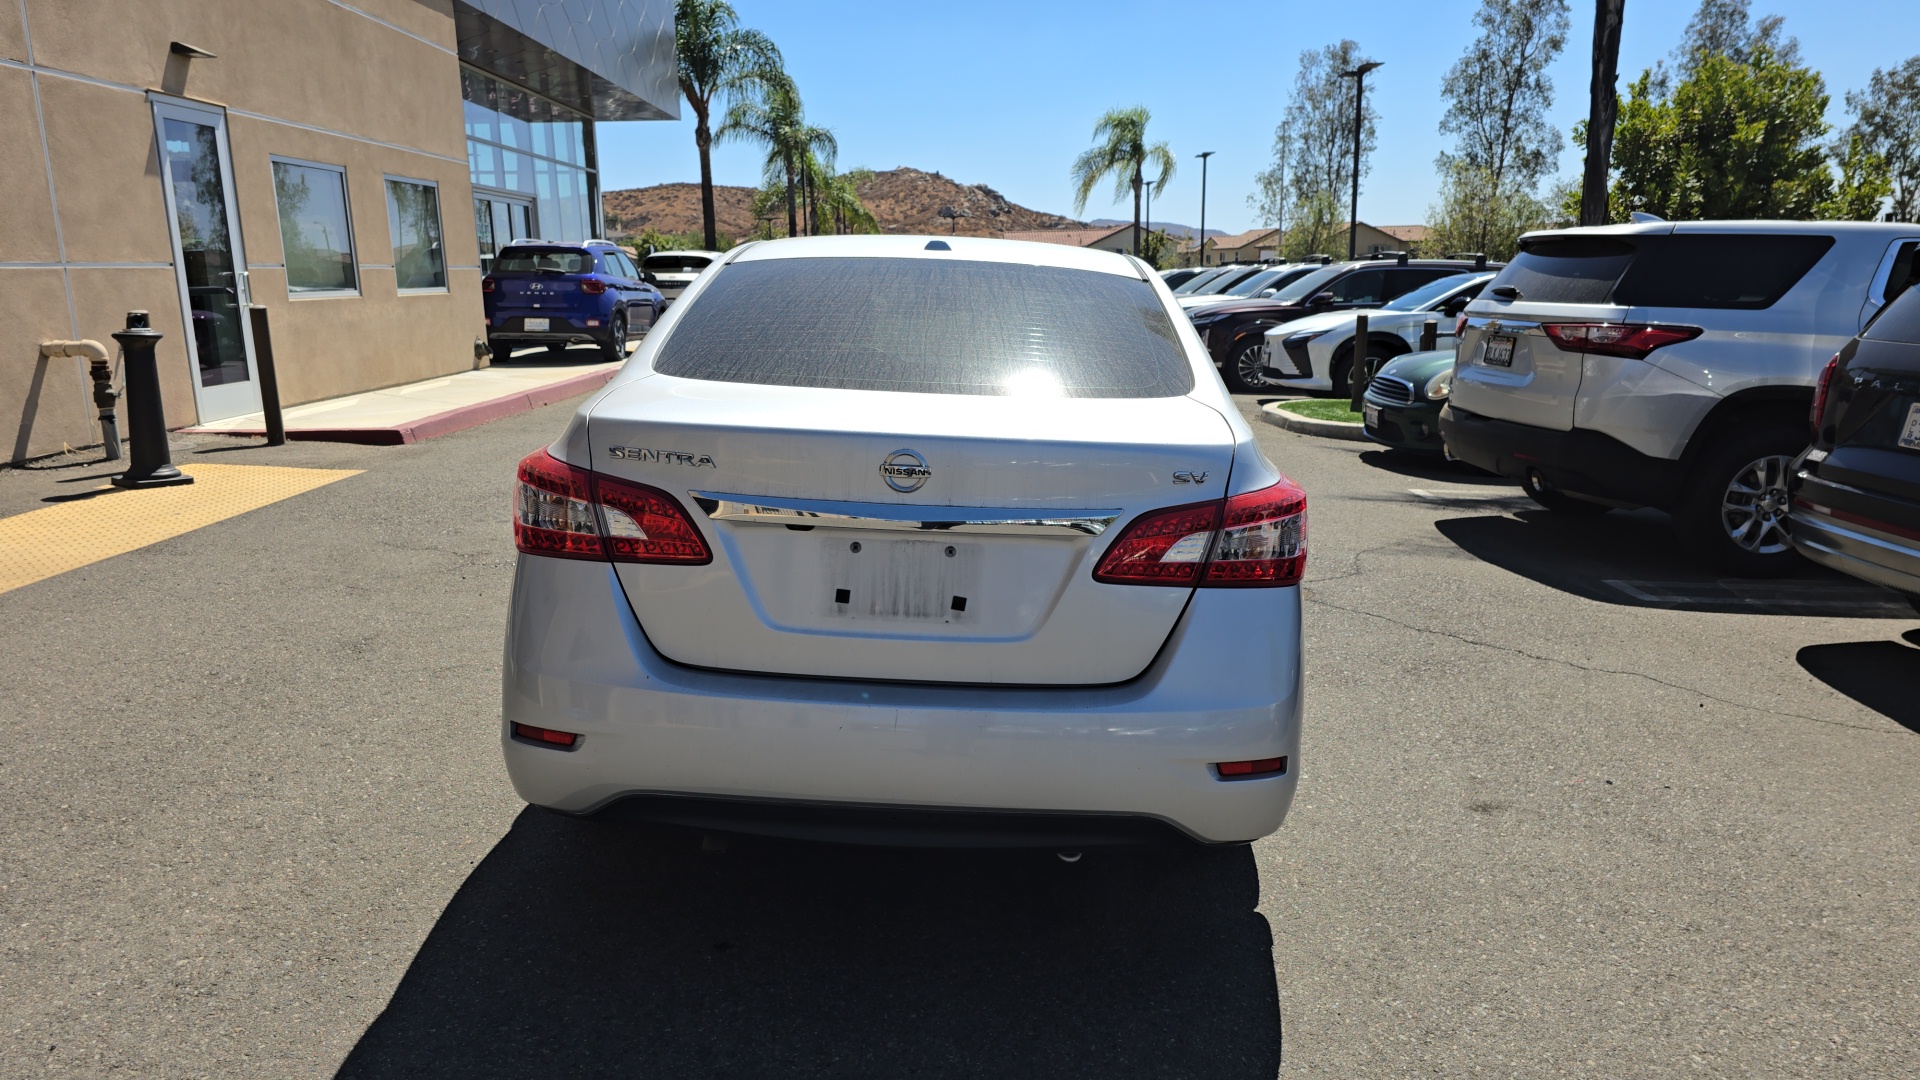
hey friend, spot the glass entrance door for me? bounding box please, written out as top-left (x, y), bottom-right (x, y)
top-left (152, 97), bottom-right (260, 422)
top-left (474, 191), bottom-right (535, 273)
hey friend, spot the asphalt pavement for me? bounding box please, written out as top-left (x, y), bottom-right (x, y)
top-left (0, 391), bottom-right (1915, 1078)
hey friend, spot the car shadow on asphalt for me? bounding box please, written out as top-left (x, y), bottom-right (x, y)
top-left (1796, 631), bottom-right (1920, 733)
top-left (1355, 448), bottom-right (1510, 484)
top-left (334, 808), bottom-right (1280, 1079)
top-left (1433, 511), bottom-right (1915, 618)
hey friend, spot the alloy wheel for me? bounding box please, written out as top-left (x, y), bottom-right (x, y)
top-left (1719, 453), bottom-right (1794, 554)
top-left (1234, 343), bottom-right (1275, 390)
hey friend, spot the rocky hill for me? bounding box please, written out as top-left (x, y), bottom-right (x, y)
top-left (601, 167), bottom-right (1085, 242)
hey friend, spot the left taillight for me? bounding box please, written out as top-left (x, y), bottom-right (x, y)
top-left (1093, 477), bottom-right (1307, 588)
top-left (1811, 353), bottom-right (1840, 437)
top-left (579, 278), bottom-right (609, 295)
top-left (1541, 322), bottom-right (1702, 359)
top-left (513, 449), bottom-right (711, 564)
top-left (482, 276), bottom-right (496, 293)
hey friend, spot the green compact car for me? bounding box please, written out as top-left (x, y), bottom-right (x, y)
top-left (1360, 349), bottom-right (1456, 454)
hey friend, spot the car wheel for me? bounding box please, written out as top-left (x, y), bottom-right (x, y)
top-left (1905, 593), bottom-right (1920, 617)
top-left (1329, 342), bottom-right (1397, 398)
top-left (600, 312), bottom-right (627, 361)
top-left (1225, 339), bottom-right (1277, 393)
top-left (1520, 469), bottom-right (1612, 516)
top-left (1673, 426), bottom-right (1806, 577)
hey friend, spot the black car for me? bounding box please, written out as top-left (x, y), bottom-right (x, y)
top-left (1189, 254), bottom-right (1496, 392)
top-left (1790, 277), bottom-right (1920, 608)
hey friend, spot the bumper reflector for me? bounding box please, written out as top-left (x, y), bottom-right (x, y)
top-left (1215, 756), bottom-right (1287, 779)
top-left (512, 722), bottom-right (580, 749)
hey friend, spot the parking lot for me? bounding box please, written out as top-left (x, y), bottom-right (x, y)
top-left (1, 392), bottom-right (1915, 1078)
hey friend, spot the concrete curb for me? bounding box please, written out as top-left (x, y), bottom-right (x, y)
top-left (1260, 401), bottom-right (1370, 442)
top-left (185, 367), bottom-right (621, 446)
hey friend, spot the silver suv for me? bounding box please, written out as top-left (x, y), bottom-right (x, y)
top-left (1440, 221), bottom-right (1920, 575)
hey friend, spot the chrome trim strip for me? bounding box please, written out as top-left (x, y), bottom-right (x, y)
top-left (689, 492), bottom-right (1121, 537)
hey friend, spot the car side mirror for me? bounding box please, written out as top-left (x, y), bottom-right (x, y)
top-left (643, 271), bottom-right (659, 285)
top-left (1309, 291), bottom-right (1336, 308)
top-left (1441, 297), bottom-right (1468, 317)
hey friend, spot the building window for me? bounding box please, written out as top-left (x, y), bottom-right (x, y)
top-left (385, 177), bottom-right (446, 292)
top-left (270, 158), bottom-right (357, 297)
top-left (460, 67), bottom-right (597, 242)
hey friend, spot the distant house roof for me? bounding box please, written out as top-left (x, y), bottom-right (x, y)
top-left (998, 223), bottom-right (1133, 247)
top-left (1183, 227), bottom-right (1281, 252)
top-left (1376, 224), bottom-right (1430, 243)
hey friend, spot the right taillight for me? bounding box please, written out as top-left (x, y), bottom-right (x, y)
top-left (482, 276), bottom-right (496, 293)
top-left (1093, 477), bottom-right (1307, 588)
top-left (1541, 322), bottom-right (1702, 359)
top-left (514, 449), bottom-right (711, 564)
top-left (1811, 353), bottom-right (1840, 437)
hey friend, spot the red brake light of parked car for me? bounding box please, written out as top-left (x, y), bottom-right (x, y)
top-left (1811, 353), bottom-right (1840, 436)
top-left (513, 449), bottom-right (711, 565)
top-left (579, 278), bottom-right (609, 295)
top-left (1093, 477), bottom-right (1307, 588)
top-left (1541, 322), bottom-right (1702, 359)
top-left (482, 276), bottom-right (496, 293)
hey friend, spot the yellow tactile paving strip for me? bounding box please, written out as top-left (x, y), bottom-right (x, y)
top-left (0, 463), bottom-right (361, 596)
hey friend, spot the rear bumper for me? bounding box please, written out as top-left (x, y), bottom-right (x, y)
top-left (501, 556), bottom-right (1302, 845)
top-left (486, 313), bottom-right (612, 345)
top-left (1789, 503), bottom-right (1920, 595)
top-left (1438, 405), bottom-right (1685, 509)
top-left (1363, 401), bottom-right (1446, 453)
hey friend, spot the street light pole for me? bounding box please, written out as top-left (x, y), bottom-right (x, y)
top-left (1340, 61), bottom-right (1382, 261)
top-left (1143, 173), bottom-right (1157, 265)
top-left (1195, 150), bottom-right (1215, 267)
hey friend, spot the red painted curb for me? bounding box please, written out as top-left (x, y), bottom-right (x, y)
top-left (184, 367), bottom-right (620, 445)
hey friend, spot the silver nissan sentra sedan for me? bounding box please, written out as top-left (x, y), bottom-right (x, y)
top-left (501, 234), bottom-right (1306, 848)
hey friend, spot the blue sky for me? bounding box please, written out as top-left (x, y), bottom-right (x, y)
top-left (597, 1), bottom-right (1919, 233)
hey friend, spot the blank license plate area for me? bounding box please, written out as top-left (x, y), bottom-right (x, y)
top-left (523, 317), bottom-right (549, 331)
top-left (1900, 403), bottom-right (1920, 450)
top-left (1482, 334), bottom-right (1515, 367)
top-left (1363, 403), bottom-right (1381, 428)
top-left (828, 538), bottom-right (979, 623)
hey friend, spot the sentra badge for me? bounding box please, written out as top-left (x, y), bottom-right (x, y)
top-left (608, 446), bottom-right (716, 467)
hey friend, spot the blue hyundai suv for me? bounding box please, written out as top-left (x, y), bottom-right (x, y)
top-left (483, 240), bottom-right (663, 361)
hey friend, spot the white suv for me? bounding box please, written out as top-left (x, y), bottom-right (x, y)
top-left (1441, 221), bottom-right (1920, 575)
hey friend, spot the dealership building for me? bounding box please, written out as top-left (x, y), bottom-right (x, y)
top-left (1, 0), bottom-right (676, 462)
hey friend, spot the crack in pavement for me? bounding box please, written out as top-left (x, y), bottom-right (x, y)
top-left (1302, 592), bottom-right (1897, 736)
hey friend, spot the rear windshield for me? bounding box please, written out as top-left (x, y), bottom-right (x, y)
top-left (1492, 233), bottom-right (1835, 308)
top-left (651, 257), bottom-right (1194, 398)
top-left (1865, 282), bottom-right (1920, 343)
top-left (494, 248), bottom-right (588, 273)
top-left (643, 254), bottom-right (713, 272)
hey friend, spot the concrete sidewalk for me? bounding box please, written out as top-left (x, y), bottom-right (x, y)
top-left (184, 352), bottom-right (622, 445)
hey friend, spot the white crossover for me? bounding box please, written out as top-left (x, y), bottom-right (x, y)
top-left (1260, 273), bottom-right (1493, 393)
top-left (503, 235), bottom-right (1306, 847)
top-left (639, 249), bottom-right (721, 306)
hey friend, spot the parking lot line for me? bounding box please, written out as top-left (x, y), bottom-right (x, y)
top-left (0, 463), bottom-right (361, 596)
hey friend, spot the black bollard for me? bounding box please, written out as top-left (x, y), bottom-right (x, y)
top-left (1420, 318), bottom-right (1439, 351)
top-left (247, 305), bottom-right (286, 446)
top-left (110, 311), bottom-right (193, 488)
top-left (1349, 312), bottom-right (1370, 411)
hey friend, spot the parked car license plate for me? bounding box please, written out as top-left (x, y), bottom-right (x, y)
top-left (1363, 403), bottom-right (1380, 428)
top-left (1482, 335), bottom-right (1515, 367)
top-left (1899, 403), bottom-right (1920, 450)
top-left (523, 317), bottom-right (549, 331)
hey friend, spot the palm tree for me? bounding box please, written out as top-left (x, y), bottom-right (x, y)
top-left (676, 0), bottom-right (782, 249)
top-left (1070, 107), bottom-right (1176, 257)
top-left (721, 76), bottom-right (836, 238)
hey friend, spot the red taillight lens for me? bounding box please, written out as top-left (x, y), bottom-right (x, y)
top-left (1811, 353), bottom-right (1840, 436)
top-left (1541, 322), bottom-right (1702, 359)
top-left (482, 276), bottom-right (496, 293)
top-left (513, 449), bottom-right (711, 564)
top-left (512, 722), bottom-right (579, 748)
top-left (1454, 313), bottom-right (1469, 338)
top-left (1216, 756), bottom-right (1287, 778)
top-left (579, 278), bottom-right (608, 295)
top-left (1093, 477), bottom-right (1307, 588)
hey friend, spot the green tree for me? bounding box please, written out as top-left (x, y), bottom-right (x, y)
top-left (675, 0), bottom-right (782, 250)
top-left (1137, 229), bottom-right (1181, 270)
top-left (1258, 42), bottom-right (1378, 258)
top-left (1426, 162), bottom-right (1553, 261)
top-left (721, 75), bottom-right (836, 239)
top-left (1604, 44), bottom-right (1888, 221)
top-left (1843, 56), bottom-right (1920, 221)
top-left (1436, 0), bottom-right (1569, 255)
top-left (1069, 106), bottom-right (1175, 258)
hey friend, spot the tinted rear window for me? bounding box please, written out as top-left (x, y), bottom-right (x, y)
top-left (495, 248), bottom-right (588, 273)
top-left (1865, 282), bottom-right (1920, 343)
top-left (1614, 234), bottom-right (1834, 309)
top-left (643, 254), bottom-right (713, 272)
top-left (651, 257), bottom-right (1194, 398)
top-left (1494, 238), bottom-right (1636, 304)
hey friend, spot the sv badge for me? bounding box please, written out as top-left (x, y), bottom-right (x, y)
top-left (1172, 471), bottom-right (1209, 484)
